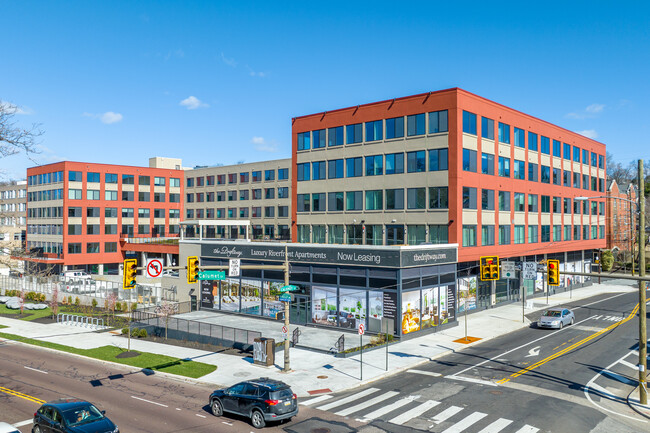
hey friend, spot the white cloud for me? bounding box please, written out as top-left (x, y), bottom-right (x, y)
top-left (221, 52), bottom-right (237, 67)
top-left (0, 101), bottom-right (33, 115)
top-left (577, 129), bottom-right (598, 139)
top-left (566, 103), bottom-right (605, 119)
top-left (180, 96), bottom-right (209, 110)
top-left (246, 65), bottom-right (267, 78)
top-left (82, 111), bottom-right (123, 124)
top-left (585, 103), bottom-right (605, 114)
top-left (251, 136), bottom-right (278, 152)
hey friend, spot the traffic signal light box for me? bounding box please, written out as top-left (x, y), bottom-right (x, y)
top-left (547, 259), bottom-right (560, 286)
top-left (480, 256), bottom-right (499, 281)
top-left (187, 256), bottom-right (199, 284)
top-left (123, 259), bottom-right (137, 290)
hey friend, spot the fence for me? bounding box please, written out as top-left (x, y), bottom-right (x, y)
top-left (131, 310), bottom-right (261, 352)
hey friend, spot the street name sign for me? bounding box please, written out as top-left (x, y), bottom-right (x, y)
top-left (279, 293), bottom-right (292, 302)
top-left (198, 271), bottom-right (226, 280)
top-left (278, 285), bottom-right (298, 292)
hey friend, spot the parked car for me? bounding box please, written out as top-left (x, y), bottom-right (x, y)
top-left (0, 422), bottom-right (20, 433)
top-left (209, 378), bottom-right (298, 428)
top-left (32, 399), bottom-right (118, 433)
top-left (61, 271), bottom-right (91, 282)
top-left (162, 270), bottom-right (179, 277)
top-left (537, 307), bottom-right (575, 329)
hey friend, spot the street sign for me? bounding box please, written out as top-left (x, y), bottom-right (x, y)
top-left (282, 325), bottom-right (288, 333)
top-left (229, 259), bottom-right (240, 277)
top-left (358, 323), bottom-right (365, 335)
top-left (279, 293), bottom-right (292, 302)
top-left (146, 259), bottom-right (163, 278)
top-left (523, 262), bottom-right (537, 280)
top-left (501, 261), bottom-right (516, 279)
top-left (198, 271), bottom-right (225, 280)
top-left (278, 285), bottom-right (298, 292)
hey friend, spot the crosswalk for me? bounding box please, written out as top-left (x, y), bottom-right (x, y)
top-left (302, 387), bottom-right (540, 432)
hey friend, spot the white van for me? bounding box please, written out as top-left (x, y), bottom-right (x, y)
top-left (61, 270), bottom-right (92, 281)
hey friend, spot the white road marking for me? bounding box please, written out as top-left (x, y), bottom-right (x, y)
top-left (591, 314), bottom-right (602, 320)
top-left (196, 414), bottom-right (206, 418)
top-left (477, 417), bottom-right (514, 433)
top-left (431, 405), bottom-right (463, 424)
top-left (318, 388), bottom-right (379, 411)
top-left (131, 396), bottom-right (168, 407)
top-left (514, 425), bottom-right (539, 433)
top-left (176, 408), bottom-right (181, 410)
top-left (357, 396), bottom-right (415, 422)
top-left (222, 421), bottom-right (233, 425)
top-left (13, 419), bottom-right (33, 427)
top-left (389, 400), bottom-right (440, 425)
top-left (336, 391), bottom-right (399, 416)
top-left (573, 325), bottom-right (605, 332)
top-left (618, 358), bottom-right (638, 370)
top-left (441, 411), bottom-right (487, 433)
top-left (445, 375), bottom-right (497, 387)
top-left (525, 346), bottom-right (540, 357)
top-left (24, 366), bottom-right (48, 374)
top-left (572, 292), bottom-right (630, 310)
top-left (588, 382), bottom-right (616, 398)
top-left (407, 369), bottom-right (442, 377)
top-left (601, 369), bottom-right (637, 385)
top-left (300, 394), bottom-right (333, 406)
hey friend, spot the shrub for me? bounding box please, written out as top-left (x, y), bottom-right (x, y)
top-left (138, 328), bottom-right (148, 338)
top-left (74, 297), bottom-right (80, 306)
top-left (602, 250), bottom-right (614, 271)
top-left (91, 298), bottom-right (98, 309)
top-left (68, 296), bottom-right (73, 305)
top-left (122, 301), bottom-right (129, 312)
top-left (37, 293), bottom-right (46, 302)
top-left (131, 302), bottom-right (137, 311)
top-left (121, 327), bottom-right (129, 335)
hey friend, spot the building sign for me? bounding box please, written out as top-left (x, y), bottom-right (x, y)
top-left (200, 280), bottom-right (214, 309)
top-left (200, 243), bottom-right (456, 268)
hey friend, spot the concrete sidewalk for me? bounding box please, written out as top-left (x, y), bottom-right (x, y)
top-left (0, 282), bottom-right (639, 399)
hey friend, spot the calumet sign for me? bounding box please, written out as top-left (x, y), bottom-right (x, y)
top-left (200, 243), bottom-right (456, 268)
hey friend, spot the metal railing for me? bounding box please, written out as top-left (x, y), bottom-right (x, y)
top-left (291, 327), bottom-right (301, 347)
top-left (57, 313), bottom-right (105, 330)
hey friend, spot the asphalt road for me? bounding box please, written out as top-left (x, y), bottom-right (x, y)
top-left (302, 290), bottom-right (650, 433)
top-left (0, 343), bottom-right (361, 433)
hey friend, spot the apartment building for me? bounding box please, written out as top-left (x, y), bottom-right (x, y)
top-left (0, 180), bottom-right (27, 273)
top-left (184, 159), bottom-right (292, 240)
top-left (292, 88), bottom-right (606, 309)
top-left (606, 179), bottom-right (637, 253)
top-left (25, 158), bottom-right (184, 274)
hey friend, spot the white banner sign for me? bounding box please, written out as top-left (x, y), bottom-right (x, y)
top-left (523, 262), bottom-right (537, 280)
top-left (229, 258), bottom-right (241, 277)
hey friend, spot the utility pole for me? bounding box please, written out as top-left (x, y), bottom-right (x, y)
top-left (283, 244), bottom-right (290, 373)
top-left (631, 197), bottom-right (635, 276)
top-left (638, 159), bottom-right (647, 405)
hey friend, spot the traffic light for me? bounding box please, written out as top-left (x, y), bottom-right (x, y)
top-left (123, 259), bottom-right (137, 290)
top-left (480, 256), bottom-right (500, 281)
top-left (187, 256), bottom-right (199, 284)
top-left (547, 259), bottom-right (560, 286)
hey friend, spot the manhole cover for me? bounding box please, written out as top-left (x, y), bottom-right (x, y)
top-left (490, 390), bottom-right (502, 395)
top-left (317, 375), bottom-right (328, 379)
top-left (311, 429), bottom-right (331, 433)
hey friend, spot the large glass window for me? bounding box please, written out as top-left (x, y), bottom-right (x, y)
top-left (462, 225), bottom-right (477, 247)
top-left (462, 187), bottom-right (477, 209)
top-left (498, 122), bottom-right (510, 143)
top-left (385, 189), bottom-right (404, 210)
top-left (407, 151), bottom-right (426, 173)
top-left (481, 189), bottom-right (494, 210)
top-left (312, 129), bottom-right (326, 148)
top-left (346, 191), bottom-right (363, 210)
top-left (528, 132), bottom-right (538, 151)
top-left (498, 157), bottom-right (510, 177)
top-left (346, 157), bottom-right (363, 177)
top-left (386, 116), bottom-right (405, 139)
top-left (328, 192), bottom-right (344, 211)
top-left (365, 120), bottom-right (383, 142)
top-left (514, 127), bottom-right (525, 148)
top-left (514, 193), bottom-right (525, 211)
top-left (499, 191), bottom-right (510, 211)
top-left (482, 225), bottom-right (495, 246)
top-left (346, 123), bottom-right (363, 144)
top-left (528, 162), bottom-right (538, 182)
top-left (429, 110), bottom-right (448, 133)
top-left (481, 153), bottom-right (494, 175)
top-left (365, 155), bottom-right (383, 176)
top-left (540, 136), bottom-right (550, 155)
top-left (312, 161), bottom-right (326, 180)
top-left (514, 160), bottom-right (525, 180)
top-left (553, 140), bottom-right (562, 157)
top-left (528, 194), bottom-right (538, 212)
top-left (541, 165), bottom-right (550, 183)
top-left (297, 163), bottom-right (310, 181)
top-left (429, 187), bottom-right (448, 209)
top-left (462, 111), bottom-right (477, 135)
top-left (297, 132), bottom-right (310, 150)
top-left (407, 113), bottom-right (425, 136)
top-left (499, 225), bottom-right (511, 245)
top-left (528, 225), bottom-right (538, 243)
top-left (573, 146), bottom-right (581, 162)
top-left (386, 153), bottom-right (404, 174)
top-left (365, 190), bottom-right (383, 210)
top-left (407, 188), bottom-right (426, 209)
top-left (514, 225), bottom-right (525, 244)
top-left (328, 159), bottom-right (344, 179)
top-left (429, 149), bottom-right (448, 171)
top-left (463, 149), bottom-right (477, 172)
top-left (328, 126), bottom-right (344, 147)
top-left (482, 117), bottom-right (494, 140)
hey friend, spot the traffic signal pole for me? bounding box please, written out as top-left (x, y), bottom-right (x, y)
top-left (638, 159), bottom-right (647, 405)
top-left (283, 245), bottom-right (290, 373)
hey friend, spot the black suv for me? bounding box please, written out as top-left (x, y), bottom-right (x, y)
top-left (32, 399), bottom-right (118, 433)
top-left (209, 378), bottom-right (298, 428)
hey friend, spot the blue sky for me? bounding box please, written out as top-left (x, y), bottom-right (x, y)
top-left (1, 1), bottom-right (649, 179)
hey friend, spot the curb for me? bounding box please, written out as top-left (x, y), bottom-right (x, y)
top-left (627, 385), bottom-right (650, 420)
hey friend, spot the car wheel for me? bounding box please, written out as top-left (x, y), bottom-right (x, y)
top-left (211, 399), bottom-right (223, 417)
top-left (251, 409), bottom-right (266, 429)
top-left (570, 317), bottom-right (574, 325)
top-left (559, 322), bottom-right (563, 329)
top-left (34, 426), bottom-right (42, 433)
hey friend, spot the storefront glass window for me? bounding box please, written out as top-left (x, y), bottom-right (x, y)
top-left (339, 288), bottom-right (366, 330)
top-left (311, 286), bottom-right (338, 326)
top-left (368, 291), bottom-right (384, 333)
top-left (240, 279), bottom-right (261, 315)
top-left (401, 290), bottom-right (421, 334)
top-left (220, 279), bottom-right (240, 312)
top-left (263, 281), bottom-right (284, 319)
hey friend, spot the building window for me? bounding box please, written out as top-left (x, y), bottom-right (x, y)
top-left (407, 188), bottom-right (426, 209)
top-left (481, 189), bottom-right (494, 210)
top-left (528, 132), bottom-right (538, 151)
top-left (528, 225), bottom-right (538, 243)
top-left (346, 157), bottom-right (363, 177)
top-left (554, 225), bottom-right (562, 242)
top-left (528, 194), bottom-right (538, 212)
top-left (462, 187), bottom-right (477, 209)
top-left (583, 174), bottom-right (589, 190)
top-left (541, 225), bottom-right (551, 242)
top-left (514, 160), bottom-right (525, 180)
top-left (528, 162), bottom-right (538, 182)
top-left (499, 225), bottom-right (511, 245)
top-left (514, 225), bottom-right (525, 244)
top-left (564, 225), bottom-right (571, 241)
top-left (346, 123), bottom-right (363, 144)
top-left (328, 192), bottom-right (344, 211)
top-left (563, 143), bottom-right (571, 160)
top-left (429, 187), bottom-right (448, 209)
top-left (69, 171), bottom-right (82, 182)
top-left (407, 151), bottom-right (426, 173)
top-left (365, 190), bottom-right (383, 210)
top-left (429, 110), bottom-right (448, 133)
top-left (312, 161), bottom-right (326, 180)
top-left (105, 190), bottom-right (118, 201)
top-left (598, 155), bottom-right (604, 169)
top-left (312, 129), bottom-right (326, 148)
top-left (553, 140), bottom-right (562, 157)
top-left (278, 168), bottom-right (289, 180)
top-left (481, 153), bottom-right (494, 175)
top-left (498, 122), bottom-right (510, 144)
top-left (482, 225), bottom-right (495, 246)
top-left (265, 205), bottom-right (276, 217)
top-left (238, 172), bottom-right (249, 183)
top-left (346, 191), bottom-right (363, 210)
top-left (278, 187), bottom-right (289, 199)
top-left (278, 206), bottom-right (289, 218)
top-left (553, 196), bottom-right (561, 213)
top-left (105, 242), bottom-right (117, 253)
top-left (68, 243), bottom-right (81, 254)
top-left (514, 193), bottom-right (525, 211)
top-left (385, 189), bottom-right (404, 210)
top-left (264, 169), bottom-right (275, 181)
top-left (541, 195), bottom-right (550, 213)
top-left (297, 194), bottom-right (310, 212)
top-left (499, 191), bottom-right (510, 211)
top-left (252, 171), bottom-right (262, 182)
top-left (122, 174), bottom-right (135, 185)
top-left (541, 165), bottom-right (550, 183)
top-left (573, 172), bottom-right (580, 188)
top-left (553, 168), bottom-right (561, 185)
top-left (573, 146), bottom-right (581, 162)
top-left (297, 132), bottom-right (310, 150)
top-left (328, 126), bottom-right (344, 147)
top-left (251, 189), bottom-right (261, 200)
top-left (365, 155), bottom-right (383, 176)
top-left (462, 111), bottom-right (477, 135)
top-left (498, 157), bottom-right (510, 177)
top-left (574, 225), bottom-right (581, 240)
top-left (297, 163), bottom-right (310, 181)
top-left (482, 117), bottom-right (494, 140)
top-left (462, 225), bottom-right (477, 247)
top-left (386, 116), bottom-right (405, 139)
top-left (139, 175), bottom-right (150, 186)
top-left (429, 225), bottom-right (448, 244)
top-left (514, 127), bottom-right (525, 148)
top-left (68, 189), bottom-right (82, 200)
top-left (311, 194), bottom-right (325, 212)
top-left (540, 136), bottom-right (550, 155)
top-left (138, 192), bottom-right (150, 202)
top-left (407, 113), bottom-right (425, 136)
top-left (386, 153), bottom-right (404, 174)
top-left (365, 120), bottom-right (383, 142)
top-left (463, 149), bottom-right (477, 172)
top-left (428, 148), bottom-right (448, 171)
top-left (105, 173), bottom-right (118, 183)
top-left (265, 188), bottom-right (275, 199)
top-left (87, 172), bottom-right (100, 183)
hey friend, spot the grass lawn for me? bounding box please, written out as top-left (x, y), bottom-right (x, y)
top-left (0, 332), bottom-right (217, 378)
top-left (0, 304), bottom-right (124, 323)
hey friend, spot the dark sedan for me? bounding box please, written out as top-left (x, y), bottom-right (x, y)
top-left (32, 399), bottom-right (118, 433)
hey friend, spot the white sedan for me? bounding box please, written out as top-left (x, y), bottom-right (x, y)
top-left (537, 308), bottom-right (575, 329)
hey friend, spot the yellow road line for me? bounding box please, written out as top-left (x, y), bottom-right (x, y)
top-left (496, 303), bottom-right (641, 385)
top-left (0, 385), bottom-right (45, 404)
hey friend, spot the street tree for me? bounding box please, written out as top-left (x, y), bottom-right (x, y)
top-left (0, 101), bottom-right (42, 160)
top-left (156, 301), bottom-right (178, 339)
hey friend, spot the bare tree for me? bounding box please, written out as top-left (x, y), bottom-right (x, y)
top-left (104, 293), bottom-right (118, 325)
top-left (156, 301), bottom-right (178, 339)
top-left (50, 286), bottom-right (59, 318)
top-left (0, 102), bottom-right (42, 159)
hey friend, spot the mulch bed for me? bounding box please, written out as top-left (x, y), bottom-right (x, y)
top-left (115, 350), bottom-right (141, 359)
top-left (118, 333), bottom-right (249, 357)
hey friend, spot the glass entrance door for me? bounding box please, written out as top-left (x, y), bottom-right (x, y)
top-left (290, 295), bottom-right (310, 325)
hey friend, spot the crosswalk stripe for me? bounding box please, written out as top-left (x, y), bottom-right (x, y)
top-left (300, 394), bottom-right (333, 406)
top-left (407, 369), bottom-right (442, 377)
top-left (431, 405), bottom-right (463, 424)
top-left (591, 315), bottom-right (602, 320)
top-left (389, 400), bottom-right (440, 425)
top-left (13, 419), bottom-right (33, 427)
top-left (317, 388), bottom-right (379, 411)
top-left (601, 369), bottom-right (637, 385)
top-left (515, 425), bottom-right (539, 433)
top-left (441, 411), bottom-right (487, 433)
top-left (358, 396), bottom-right (415, 422)
top-left (335, 391), bottom-right (399, 416)
top-left (618, 359), bottom-right (638, 370)
top-left (477, 417), bottom-right (513, 433)
top-left (588, 382), bottom-right (616, 398)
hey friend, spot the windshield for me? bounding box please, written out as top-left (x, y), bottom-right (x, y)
top-left (62, 404), bottom-right (104, 427)
top-left (543, 310), bottom-right (561, 317)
